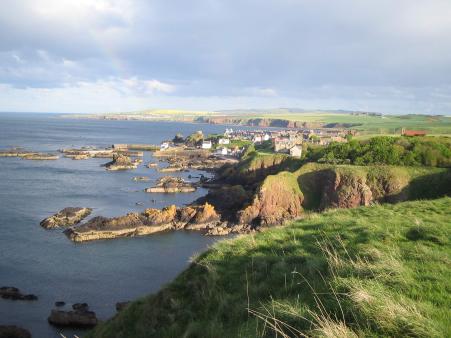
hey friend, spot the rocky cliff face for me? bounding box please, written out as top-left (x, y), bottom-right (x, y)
top-left (195, 117), bottom-right (321, 129)
top-left (237, 172), bottom-right (304, 226)
top-left (319, 169), bottom-right (373, 209)
top-left (295, 164), bottom-right (446, 210)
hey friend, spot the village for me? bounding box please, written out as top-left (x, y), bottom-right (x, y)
top-left (156, 127), bottom-right (351, 159)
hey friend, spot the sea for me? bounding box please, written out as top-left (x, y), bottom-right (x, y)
top-left (0, 113), bottom-right (241, 337)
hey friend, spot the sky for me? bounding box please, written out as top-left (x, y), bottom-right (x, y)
top-left (0, 0), bottom-right (451, 114)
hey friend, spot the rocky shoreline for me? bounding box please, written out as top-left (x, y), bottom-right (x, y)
top-left (0, 149), bottom-right (58, 160)
top-left (63, 203), bottom-right (241, 242)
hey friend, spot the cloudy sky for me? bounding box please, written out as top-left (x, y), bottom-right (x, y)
top-left (1, 0), bottom-right (450, 114)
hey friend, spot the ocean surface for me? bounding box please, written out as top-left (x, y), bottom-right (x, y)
top-left (0, 113), bottom-right (238, 337)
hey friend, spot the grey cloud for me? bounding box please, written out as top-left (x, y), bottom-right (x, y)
top-left (0, 0), bottom-right (450, 113)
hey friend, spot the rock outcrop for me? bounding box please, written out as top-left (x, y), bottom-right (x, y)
top-left (0, 325), bottom-right (31, 338)
top-left (104, 154), bottom-right (140, 170)
top-left (145, 176), bottom-right (196, 193)
top-left (48, 303), bottom-right (97, 328)
top-left (238, 172), bottom-right (304, 226)
top-left (0, 287), bottom-right (37, 301)
top-left (0, 149), bottom-right (58, 160)
top-left (40, 207), bottom-right (92, 229)
top-left (320, 169), bottom-right (373, 209)
top-left (64, 203), bottom-right (223, 242)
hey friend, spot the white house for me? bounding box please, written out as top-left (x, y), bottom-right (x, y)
top-left (218, 138), bottom-right (230, 145)
top-left (252, 135), bottom-right (262, 143)
top-left (263, 134), bottom-right (271, 141)
top-left (201, 140), bottom-right (212, 149)
top-left (215, 147), bottom-right (228, 156)
top-left (160, 142), bottom-right (170, 151)
top-left (289, 145), bottom-right (302, 158)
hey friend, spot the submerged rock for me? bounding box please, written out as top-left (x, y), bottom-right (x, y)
top-left (0, 287), bottom-right (38, 301)
top-left (40, 207), bottom-right (92, 229)
top-left (0, 325), bottom-right (31, 338)
top-left (133, 176), bottom-right (150, 181)
top-left (145, 176), bottom-right (196, 193)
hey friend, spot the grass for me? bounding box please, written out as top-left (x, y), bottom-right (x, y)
top-left (88, 197), bottom-right (451, 338)
top-left (67, 109), bottom-right (451, 136)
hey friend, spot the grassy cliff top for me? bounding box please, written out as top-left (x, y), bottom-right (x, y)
top-left (89, 197), bottom-right (451, 338)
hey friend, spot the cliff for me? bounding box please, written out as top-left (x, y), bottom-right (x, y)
top-left (296, 163), bottom-right (451, 210)
top-left (237, 172), bottom-right (303, 226)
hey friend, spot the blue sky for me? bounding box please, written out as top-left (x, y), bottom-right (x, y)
top-left (0, 0), bottom-right (450, 114)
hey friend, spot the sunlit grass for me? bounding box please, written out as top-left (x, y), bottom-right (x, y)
top-left (89, 197), bottom-right (451, 338)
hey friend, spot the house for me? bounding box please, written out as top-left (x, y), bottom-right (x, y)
top-left (252, 135), bottom-right (262, 143)
top-left (402, 128), bottom-right (427, 137)
top-left (160, 142), bottom-right (170, 151)
top-left (218, 138), bottom-right (230, 145)
top-left (263, 134), bottom-right (271, 141)
top-left (201, 140), bottom-right (212, 149)
top-left (289, 145), bottom-right (302, 158)
top-left (273, 137), bottom-right (294, 152)
top-left (215, 147), bottom-right (228, 156)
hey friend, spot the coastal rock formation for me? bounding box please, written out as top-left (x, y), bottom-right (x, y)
top-left (0, 325), bottom-right (31, 338)
top-left (0, 287), bottom-right (37, 301)
top-left (185, 203), bottom-right (220, 230)
top-left (0, 149), bottom-right (58, 160)
top-left (40, 207), bottom-right (92, 229)
top-left (64, 203), bottom-right (223, 242)
top-left (238, 172), bottom-right (304, 226)
top-left (145, 176), bottom-right (196, 193)
top-left (48, 303), bottom-right (98, 328)
top-left (320, 169), bottom-right (372, 209)
top-left (104, 154), bottom-right (140, 170)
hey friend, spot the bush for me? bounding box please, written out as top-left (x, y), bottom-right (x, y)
top-left (312, 136), bottom-right (451, 167)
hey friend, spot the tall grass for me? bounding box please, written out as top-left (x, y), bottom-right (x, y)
top-left (89, 197), bottom-right (451, 338)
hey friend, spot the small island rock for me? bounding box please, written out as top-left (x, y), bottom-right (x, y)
top-left (0, 325), bottom-right (31, 338)
top-left (0, 287), bottom-right (38, 301)
top-left (40, 207), bottom-right (92, 229)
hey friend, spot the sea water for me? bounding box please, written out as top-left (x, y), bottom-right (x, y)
top-left (0, 113), bottom-right (234, 337)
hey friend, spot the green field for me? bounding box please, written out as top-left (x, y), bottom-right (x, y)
top-left (89, 197), bottom-right (451, 338)
top-left (66, 109), bottom-right (451, 136)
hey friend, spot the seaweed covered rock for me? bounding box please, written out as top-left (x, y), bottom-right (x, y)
top-left (238, 172), bottom-right (304, 226)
